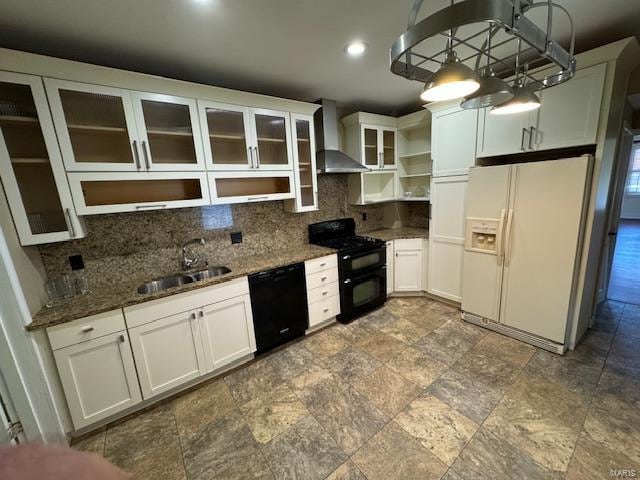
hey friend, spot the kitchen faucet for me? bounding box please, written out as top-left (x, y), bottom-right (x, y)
top-left (182, 238), bottom-right (207, 270)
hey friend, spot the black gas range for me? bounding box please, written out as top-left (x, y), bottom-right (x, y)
top-left (309, 218), bottom-right (387, 323)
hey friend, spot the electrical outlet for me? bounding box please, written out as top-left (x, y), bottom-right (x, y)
top-left (69, 254), bottom-right (84, 271)
top-left (362, 213), bottom-right (367, 221)
top-left (230, 231), bottom-right (243, 244)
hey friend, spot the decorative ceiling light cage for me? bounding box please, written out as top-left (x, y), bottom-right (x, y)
top-left (390, 0), bottom-right (576, 114)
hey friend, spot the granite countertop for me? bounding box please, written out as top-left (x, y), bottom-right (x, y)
top-left (28, 244), bottom-right (335, 331)
top-left (362, 227), bottom-right (429, 242)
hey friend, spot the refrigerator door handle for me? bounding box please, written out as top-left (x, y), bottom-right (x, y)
top-left (504, 208), bottom-right (515, 266)
top-left (496, 208), bottom-right (507, 266)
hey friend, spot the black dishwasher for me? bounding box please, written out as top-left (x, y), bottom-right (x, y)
top-left (248, 262), bottom-right (308, 354)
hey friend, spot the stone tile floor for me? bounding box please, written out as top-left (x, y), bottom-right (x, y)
top-left (73, 297), bottom-right (640, 480)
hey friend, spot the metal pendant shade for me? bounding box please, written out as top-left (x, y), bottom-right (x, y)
top-left (491, 86), bottom-right (541, 115)
top-left (420, 51), bottom-right (480, 102)
top-left (461, 72), bottom-right (514, 109)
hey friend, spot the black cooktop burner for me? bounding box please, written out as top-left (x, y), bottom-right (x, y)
top-left (313, 235), bottom-right (383, 251)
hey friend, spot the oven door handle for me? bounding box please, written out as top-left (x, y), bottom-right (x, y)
top-left (343, 279), bottom-right (352, 284)
top-left (342, 255), bottom-right (351, 260)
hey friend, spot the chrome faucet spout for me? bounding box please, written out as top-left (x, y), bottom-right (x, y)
top-left (182, 238), bottom-right (207, 270)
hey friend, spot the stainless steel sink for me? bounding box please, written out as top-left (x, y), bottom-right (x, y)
top-left (189, 266), bottom-right (232, 281)
top-left (137, 266), bottom-right (231, 294)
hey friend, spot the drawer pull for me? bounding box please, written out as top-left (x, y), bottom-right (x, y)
top-left (322, 291), bottom-right (328, 296)
top-left (321, 276), bottom-right (327, 281)
top-left (80, 326), bottom-right (94, 333)
top-left (323, 308), bottom-right (329, 313)
top-left (320, 262), bottom-right (326, 267)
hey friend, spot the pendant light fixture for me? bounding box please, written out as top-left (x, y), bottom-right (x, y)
top-left (421, 51), bottom-right (480, 102)
top-left (391, 0), bottom-right (577, 113)
top-left (491, 80), bottom-right (541, 115)
top-left (490, 40), bottom-right (541, 115)
top-left (461, 28), bottom-right (514, 109)
top-left (420, 2), bottom-right (479, 103)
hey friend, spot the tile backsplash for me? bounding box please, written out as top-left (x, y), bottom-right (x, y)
top-left (39, 175), bottom-right (426, 291)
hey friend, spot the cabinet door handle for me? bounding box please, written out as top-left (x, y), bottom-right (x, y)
top-left (342, 255), bottom-right (351, 260)
top-left (135, 204), bottom-right (167, 210)
top-left (248, 146), bottom-right (254, 168)
top-left (142, 140), bottom-right (151, 170)
top-left (253, 147), bottom-right (260, 168)
top-left (344, 279), bottom-right (352, 284)
top-left (119, 334), bottom-right (125, 343)
top-left (80, 326), bottom-right (94, 333)
top-left (520, 128), bottom-right (527, 151)
top-left (199, 311), bottom-right (204, 318)
top-left (64, 208), bottom-right (76, 238)
top-left (528, 126), bottom-right (536, 150)
top-left (247, 196), bottom-right (269, 201)
top-left (132, 140), bottom-right (142, 170)
top-left (190, 312), bottom-right (196, 320)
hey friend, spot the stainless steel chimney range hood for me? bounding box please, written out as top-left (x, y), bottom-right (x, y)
top-left (314, 99), bottom-right (369, 174)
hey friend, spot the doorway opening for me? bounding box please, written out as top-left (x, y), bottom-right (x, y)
top-left (608, 139), bottom-right (640, 305)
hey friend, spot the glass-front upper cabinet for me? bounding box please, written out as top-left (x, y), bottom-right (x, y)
top-left (45, 78), bottom-right (140, 172)
top-left (198, 101), bottom-right (292, 171)
top-left (131, 92), bottom-right (205, 171)
top-left (250, 108), bottom-right (292, 170)
top-left (360, 125), bottom-right (396, 170)
top-left (382, 128), bottom-right (397, 169)
top-left (0, 72), bottom-right (84, 245)
top-left (284, 114), bottom-right (317, 213)
top-left (362, 126), bottom-right (379, 168)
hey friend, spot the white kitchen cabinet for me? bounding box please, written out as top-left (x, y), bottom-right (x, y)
top-left (476, 63), bottom-right (606, 157)
top-left (67, 171), bottom-right (210, 215)
top-left (0, 71), bottom-right (85, 245)
top-left (130, 91), bottom-right (205, 171)
top-left (359, 124), bottom-right (397, 170)
top-left (393, 239), bottom-right (423, 292)
top-left (476, 108), bottom-right (536, 157)
top-left (52, 330), bottom-right (141, 429)
top-left (428, 175), bottom-right (468, 302)
top-left (45, 78), bottom-right (140, 172)
top-left (209, 170), bottom-right (295, 204)
top-left (284, 113), bottom-right (318, 212)
top-left (431, 106), bottom-right (477, 177)
top-left (128, 310), bottom-right (207, 399)
top-left (386, 240), bottom-right (394, 294)
top-left (198, 100), bottom-right (293, 171)
top-left (533, 63), bottom-right (606, 151)
top-left (198, 294), bottom-right (256, 372)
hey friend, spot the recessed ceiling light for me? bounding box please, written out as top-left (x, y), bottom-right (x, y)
top-left (345, 42), bottom-right (367, 57)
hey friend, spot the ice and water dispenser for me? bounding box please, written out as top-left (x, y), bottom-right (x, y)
top-left (465, 218), bottom-right (499, 254)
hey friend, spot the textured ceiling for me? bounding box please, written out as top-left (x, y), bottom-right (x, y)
top-left (0, 0), bottom-right (639, 116)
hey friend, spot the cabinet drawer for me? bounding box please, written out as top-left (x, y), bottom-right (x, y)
top-left (307, 281), bottom-right (339, 304)
top-left (305, 268), bottom-right (339, 291)
top-left (47, 309), bottom-right (126, 350)
top-left (309, 295), bottom-right (340, 327)
top-left (394, 238), bottom-right (423, 251)
top-left (305, 254), bottom-right (337, 275)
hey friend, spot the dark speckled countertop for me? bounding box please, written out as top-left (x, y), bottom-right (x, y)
top-left (28, 244), bottom-right (335, 331)
top-left (362, 227), bottom-right (429, 242)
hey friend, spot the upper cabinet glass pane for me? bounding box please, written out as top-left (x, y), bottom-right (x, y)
top-left (59, 89), bottom-right (134, 164)
top-left (383, 130), bottom-right (395, 166)
top-left (295, 119), bottom-right (314, 207)
top-left (254, 114), bottom-right (287, 166)
top-left (141, 100), bottom-right (197, 165)
top-left (0, 82), bottom-right (66, 235)
top-left (206, 108), bottom-right (248, 166)
top-left (364, 128), bottom-right (378, 166)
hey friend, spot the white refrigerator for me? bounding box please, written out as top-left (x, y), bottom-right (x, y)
top-left (461, 156), bottom-right (592, 353)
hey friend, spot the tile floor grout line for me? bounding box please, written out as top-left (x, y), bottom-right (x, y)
top-left (171, 405), bottom-right (190, 480)
top-left (563, 300), bottom-right (627, 476)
